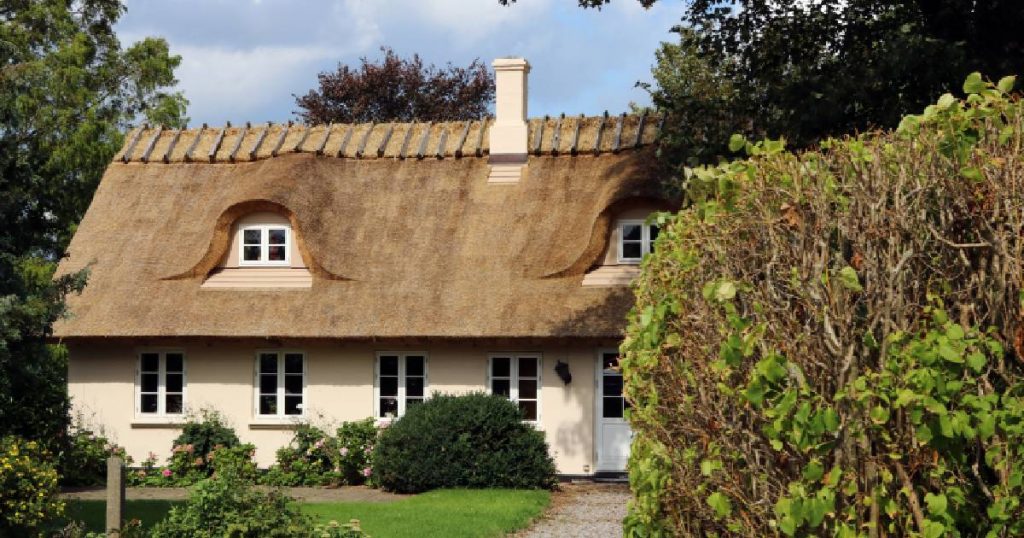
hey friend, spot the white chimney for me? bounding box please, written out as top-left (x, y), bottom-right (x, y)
top-left (488, 57), bottom-right (530, 183)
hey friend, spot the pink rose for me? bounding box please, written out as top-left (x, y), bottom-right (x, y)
top-left (340, 447), bottom-right (349, 456)
top-left (362, 467), bottom-right (372, 477)
top-left (161, 468), bottom-right (172, 478)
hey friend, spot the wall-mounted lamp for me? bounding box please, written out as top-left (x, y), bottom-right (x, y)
top-left (554, 360), bottom-right (572, 385)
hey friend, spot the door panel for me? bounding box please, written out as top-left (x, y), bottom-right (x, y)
top-left (597, 350), bottom-right (632, 472)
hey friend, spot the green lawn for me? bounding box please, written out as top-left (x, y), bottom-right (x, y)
top-left (303, 489), bottom-right (551, 538)
top-left (58, 489), bottom-right (550, 537)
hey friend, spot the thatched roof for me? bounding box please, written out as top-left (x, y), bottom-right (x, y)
top-left (54, 115), bottom-right (671, 341)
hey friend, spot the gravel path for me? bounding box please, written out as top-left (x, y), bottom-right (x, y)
top-left (516, 482), bottom-right (629, 538)
top-left (60, 485), bottom-right (405, 503)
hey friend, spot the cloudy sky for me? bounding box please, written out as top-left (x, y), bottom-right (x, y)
top-left (116, 0), bottom-right (682, 127)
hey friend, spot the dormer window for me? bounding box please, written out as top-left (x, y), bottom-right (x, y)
top-left (617, 220), bottom-right (659, 264)
top-left (240, 225), bottom-right (290, 266)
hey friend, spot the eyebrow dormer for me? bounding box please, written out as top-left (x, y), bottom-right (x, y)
top-left (202, 211), bottom-right (312, 289)
top-left (582, 205), bottom-right (663, 287)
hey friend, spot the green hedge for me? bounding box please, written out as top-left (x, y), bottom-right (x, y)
top-left (622, 74), bottom-right (1024, 536)
top-left (372, 393), bottom-right (556, 493)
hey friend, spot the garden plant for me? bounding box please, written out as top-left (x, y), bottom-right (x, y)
top-left (623, 75), bottom-right (1024, 536)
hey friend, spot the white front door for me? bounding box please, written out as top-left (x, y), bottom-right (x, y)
top-left (596, 350), bottom-right (632, 472)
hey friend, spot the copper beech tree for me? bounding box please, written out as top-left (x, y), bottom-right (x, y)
top-left (294, 48), bottom-right (494, 124)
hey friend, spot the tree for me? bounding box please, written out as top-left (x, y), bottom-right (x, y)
top-left (502, 0), bottom-right (1024, 166)
top-left (295, 47), bottom-right (494, 124)
top-left (0, 0), bottom-right (187, 447)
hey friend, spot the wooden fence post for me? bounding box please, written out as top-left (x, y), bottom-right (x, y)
top-left (106, 456), bottom-right (125, 537)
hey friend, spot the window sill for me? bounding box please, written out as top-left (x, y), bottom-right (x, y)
top-left (248, 419), bottom-right (303, 430)
top-left (131, 417), bottom-right (187, 428)
top-left (581, 265), bottom-right (640, 287)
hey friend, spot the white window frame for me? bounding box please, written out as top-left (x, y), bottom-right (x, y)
top-left (238, 224), bottom-right (291, 267)
top-left (135, 350), bottom-right (187, 417)
top-left (617, 220), bottom-right (659, 264)
top-left (253, 350), bottom-right (306, 418)
top-left (487, 353), bottom-right (542, 423)
top-left (374, 352), bottom-right (429, 420)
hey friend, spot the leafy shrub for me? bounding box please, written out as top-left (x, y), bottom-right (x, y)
top-left (149, 472), bottom-right (310, 538)
top-left (335, 419), bottom-right (377, 486)
top-left (170, 409), bottom-right (240, 476)
top-left (0, 436), bottom-right (64, 535)
top-left (263, 425), bottom-right (339, 487)
top-left (622, 75), bottom-right (1024, 536)
top-left (59, 425), bottom-right (127, 486)
top-left (373, 392), bottom-right (556, 493)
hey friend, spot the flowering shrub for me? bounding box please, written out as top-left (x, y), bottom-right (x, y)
top-left (59, 425), bottom-right (128, 486)
top-left (170, 409), bottom-right (240, 476)
top-left (0, 436), bottom-right (64, 535)
top-left (263, 425), bottom-right (340, 487)
top-left (335, 419), bottom-right (378, 486)
top-left (128, 443), bottom-right (256, 487)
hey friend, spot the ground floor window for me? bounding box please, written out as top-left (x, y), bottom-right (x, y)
top-left (376, 353), bottom-right (427, 419)
top-left (256, 351), bottom-right (305, 417)
top-left (137, 351), bottom-right (185, 415)
top-left (601, 351), bottom-right (630, 418)
top-left (489, 354), bottom-right (541, 421)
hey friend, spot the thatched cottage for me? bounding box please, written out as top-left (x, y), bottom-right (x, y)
top-left (55, 58), bottom-right (673, 476)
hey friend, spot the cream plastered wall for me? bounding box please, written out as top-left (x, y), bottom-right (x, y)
top-left (68, 341), bottom-right (600, 474)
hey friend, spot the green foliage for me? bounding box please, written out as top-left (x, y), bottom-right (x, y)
top-left (0, 436), bottom-right (64, 536)
top-left (334, 419), bottom-right (378, 486)
top-left (263, 425), bottom-right (340, 487)
top-left (0, 0), bottom-right (186, 462)
top-left (373, 393), bottom-right (556, 493)
top-left (170, 409), bottom-right (240, 476)
top-left (623, 77), bottom-right (1024, 536)
top-left (58, 424), bottom-right (127, 487)
top-left (148, 473), bottom-right (312, 538)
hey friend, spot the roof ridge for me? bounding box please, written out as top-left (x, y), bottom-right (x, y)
top-left (116, 113), bottom-right (661, 164)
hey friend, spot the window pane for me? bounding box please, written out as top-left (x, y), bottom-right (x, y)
top-left (622, 224), bottom-right (642, 241)
top-left (141, 373), bottom-right (158, 393)
top-left (165, 394), bottom-right (183, 414)
top-left (602, 353), bottom-right (620, 372)
top-left (243, 246), bottom-right (261, 261)
top-left (140, 353), bottom-right (159, 372)
top-left (519, 400), bottom-right (538, 421)
top-left (491, 357), bottom-right (510, 378)
top-left (518, 357), bottom-right (537, 378)
top-left (268, 246), bottom-right (286, 261)
top-left (519, 379), bottom-right (537, 400)
top-left (285, 396), bottom-right (302, 415)
top-left (141, 394), bottom-right (158, 413)
top-left (379, 398), bottom-right (398, 417)
top-left (260, 353), bottom-right (278, 374)
top-left (492, 379), bottom-right (511, 398)
top-left (259, 395), bottom-right (277, 415)
top-left (268, 229), bottom-right (287, 245)
top-left (379, 356), bottom-right (399, 376)
top-left (243, 229), bottom-right (261, 244)
top-left (260, 374), bottom-right (277, 394)
top-left (166, 373), bottom-right (183, 393)
top-left (165, 353), bottom-right (184, 372)
top-left (603, 397), bottom-right (624, 418)
top-left (284, 354), bottom-right (303, 374)
top-left (407, 377), bottom-right (424, 397)
top-left (603, 375), bottom-right (623, 397)
top-left (407, 398), bottom-right (423, 407)
top-left (649, 225), bottom-right (660, 245)
top-left (622, 242), bottom-right (642, 259)
top-left (285, 374), bottom-right (302, 395)
top-left (380, 376), bottom-right (398, 397)
top-left (406, 356), bottom-right (424, 376)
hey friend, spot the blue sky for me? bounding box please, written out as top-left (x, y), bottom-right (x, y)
top-left (116, 0), bottom-right (683, 127)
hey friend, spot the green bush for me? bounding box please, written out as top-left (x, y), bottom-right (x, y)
top-left (0, 436), bottom-right (64, 536)
top-left (149, 473), bottom-right (310, 538)
top-left (59, 426), bottom-right (127, 486)
top-left (373, 393), bottom-right (556, 493)
top-left (335, 419), bottom-right (377, 486)
top-left (170, 409), bottom-right (240, 477)
top-left (263, 425), bottom-right (339, 487)
top-left (622, 75), bottom-right (1024, 536)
